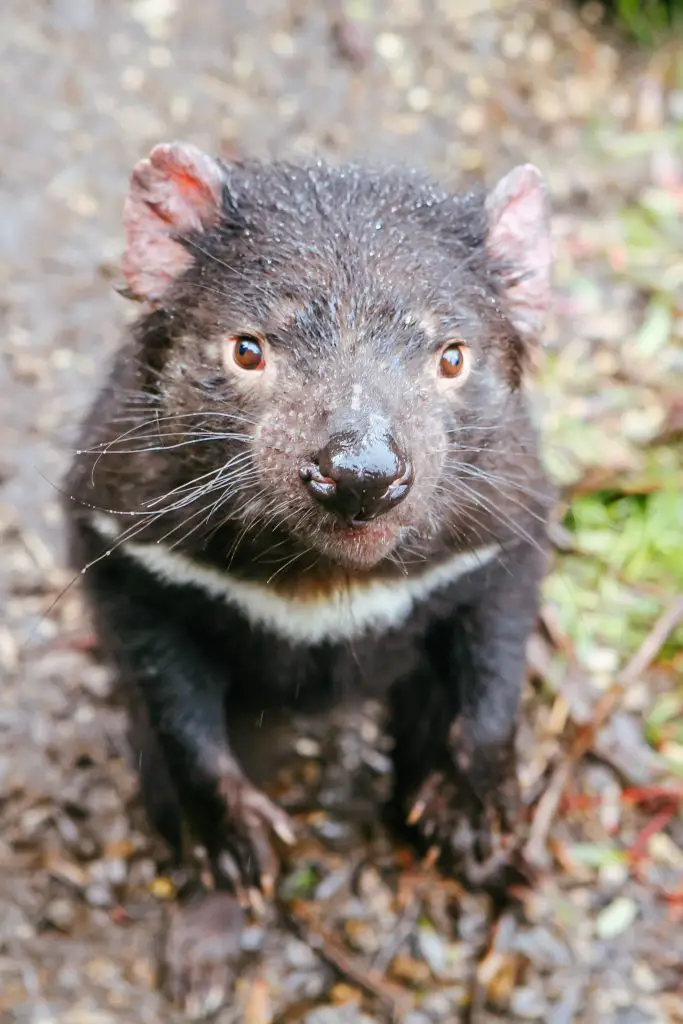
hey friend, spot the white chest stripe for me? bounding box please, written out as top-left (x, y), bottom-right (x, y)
top-left (90, 513), bottom-right (501, 645)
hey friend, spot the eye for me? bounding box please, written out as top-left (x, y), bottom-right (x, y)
top-left (230, 334), bottom-right (266, 371)
top-left (438, 342), bottom-right (469, 380)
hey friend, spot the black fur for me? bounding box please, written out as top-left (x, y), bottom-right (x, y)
top-left (64, 156), bottom-right (554, 905)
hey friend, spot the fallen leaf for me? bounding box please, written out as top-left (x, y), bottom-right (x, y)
top-left (595, 896), bottom-right (638, 939)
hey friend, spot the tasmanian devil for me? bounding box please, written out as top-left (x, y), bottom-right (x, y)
top-left (64, 141), bottom-right (555, 1013)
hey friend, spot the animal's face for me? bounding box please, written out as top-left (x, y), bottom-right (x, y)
top-left (120, 144), bottom-right (553, 571)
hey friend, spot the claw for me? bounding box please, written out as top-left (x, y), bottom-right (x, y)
top-left (219, 774), bottom-right (296, 893)
top-left (248, 886), bottom-right (267, 915)
top-left (272, 817), bottom-right (296, 846)
top-left (407, 799), bottom-right (426, 826)
top-left (402, 767), bottom-right (523, 891)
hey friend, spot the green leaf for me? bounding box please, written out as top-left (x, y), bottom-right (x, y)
top-left (634, 302), bottom-right (673, 359)
top-left (595, 897), bottom-right (639, 939)
top-left (570, 843), bottom-right (628, 869)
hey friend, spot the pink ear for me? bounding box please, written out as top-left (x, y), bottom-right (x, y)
top-left (485, 164), bottom-right (553, 338)
top-left (122, 142), bottom-right (225, 303)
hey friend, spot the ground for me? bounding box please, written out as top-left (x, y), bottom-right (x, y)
top-left (1, 1), bottom-right (682, 1022)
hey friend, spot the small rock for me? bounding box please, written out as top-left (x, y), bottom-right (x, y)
top-left (284, 969), bottom-right (327, 1001)
top-left (513, 926), bottom-right (572, 969)
top-left (420, 992), bottom-right (453, 1018)
top-left (510, 986), bottom-right (548, 1019)
top-left (43, 897), bottom-right (76, 932)
top-left (150, 876), bottom-right (176, 901)
top-left (344, 918), bottom-right (380, 955)
top-left (314, 868), bottom-right (349, 901)
top-left (19, 805), bottom-right (53, 839)
top-left (80, 664), bottom-right (113, 699)
top-left (390, 953), bottom-right (431, 986)
top-left (415, 926), bottom-right (447, 976)
top-left (84, 883), bottom-right (113, 907)
top-left (83, 781), bottom-right (121, 816)
top-left (89, 858), bottom-right (127, 887)
top-left (407, 86), bottom-right (431, 113)
top-left (241, 926), bottom-right (266, 953)
top-left (295, 737), bottom-right (321, 758)
top-left (632, 961), bottom-right (659, 993)
top-left (312, 817), bottom-right (356, 848)
top-left (285, 938), bottom-right (320, 970)
top-left (329, 982), bottom-right (362, 1006)
top-left (374, 33), bottom-right (404, 61)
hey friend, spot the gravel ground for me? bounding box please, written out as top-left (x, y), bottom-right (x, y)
top-left (1, 2), bottom-right (682, 1022)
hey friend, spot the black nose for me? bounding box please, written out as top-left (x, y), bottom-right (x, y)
top-left (301, 429), bottom-right (413, 524)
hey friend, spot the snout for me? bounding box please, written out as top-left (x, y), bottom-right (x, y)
top-left (300, 428), bottom-right (413, 526)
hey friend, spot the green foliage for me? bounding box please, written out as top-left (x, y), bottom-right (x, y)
top-left (541, 109), bottom-right (682, 693)
top-left (546, 480), bottom-right (683, 671)
top-left (279, 864), bottom-right (319, 899)
top-left (588, 0), bottom-right (680, 44)
top-left (565, 487), bottom-right (683, 588)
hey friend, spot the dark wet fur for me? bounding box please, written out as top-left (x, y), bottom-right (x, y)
top-left (67, 161), bottom-right (545, 578)
top-left (63, 159), bottom-right (555, 1005)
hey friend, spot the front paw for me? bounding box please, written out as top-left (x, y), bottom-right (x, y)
top-left (404, 769), bottom-right (530, 892)
top-left (217, 772), bottom-right (296, 895)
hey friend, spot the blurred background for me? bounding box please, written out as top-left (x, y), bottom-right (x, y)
top-left (1, 1), bottom-right (682, 1022)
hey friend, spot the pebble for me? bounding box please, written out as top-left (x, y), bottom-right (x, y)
top-left (241, 925), bottom-right (266, 953)
top-left (457, 104), bottom-right (486, 136)
top-left (303, 1009), bottom-right (378, 1024)
top-left (415, 926), bottom-right (447, 976)
top-left (632, 962), bottom-right (660, 994)
top-left (420, 992), bottom-right (453, 1018)
top-left (80, 665), bottom-right (114, 699)
top-left (295, 737), bottom-right (321, 758)
top-left (510, 986), bottom-right (549, 1019)
top-left (407, 86), bottom-right (431, 112)
top-left (285, 938), bottom-right (320, 971)
top-left (44, 897), bottom-right (76, 931)
top-left (375, 33), bottom-right (404, 61)
top-left (88, 858), bottom-right (127, 887)
top-left (513, 927), bottom-right (572, 970)
top-left (285, 969), bottom-right (328, 1000)
top-left (84, 883), bottom-right (113, 908)
top-left (390, 953), bottom-right (431, 985)
top-left (344, 918), bottom-right (381, 955)
top-left (62, 1008), bottom-right (119, 1024)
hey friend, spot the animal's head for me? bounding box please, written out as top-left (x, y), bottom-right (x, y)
top-left (120, 142), bottom-right (553, 571)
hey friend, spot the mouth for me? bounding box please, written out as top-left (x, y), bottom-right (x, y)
top-left (337, 518), bottom-right (389, 536)
top-left (318, 516), bottom-right (403, 569)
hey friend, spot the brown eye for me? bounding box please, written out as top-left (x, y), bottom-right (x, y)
top-left (231, 334), bottom-right (265, 371)
top-left (438, 342), bottom-right (468, 379)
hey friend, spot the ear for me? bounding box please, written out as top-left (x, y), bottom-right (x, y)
top-left (485, 164), bottom-right (553, 338)
top-left (122, 141), bottom-right (225, 303)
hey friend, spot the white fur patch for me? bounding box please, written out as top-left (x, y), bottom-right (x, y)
top-left (90, 513), bottom-right (501, 645)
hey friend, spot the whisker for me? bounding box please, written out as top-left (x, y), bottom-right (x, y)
top-left (445, 462), bottom-right (553, 508)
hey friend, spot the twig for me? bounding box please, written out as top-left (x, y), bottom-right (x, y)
top-left (371, 897), bottom-right (421, 974)
top-left (628, 803), bottom-right (679, 863)
top-left (618, 595), bottom-right (683, 687)
top-left (524, 759), bottom-right (573, 868)
top-left (525, 595), bottom-right (683, 866)
top-left (277, 899), bottom-right (413, 1023)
